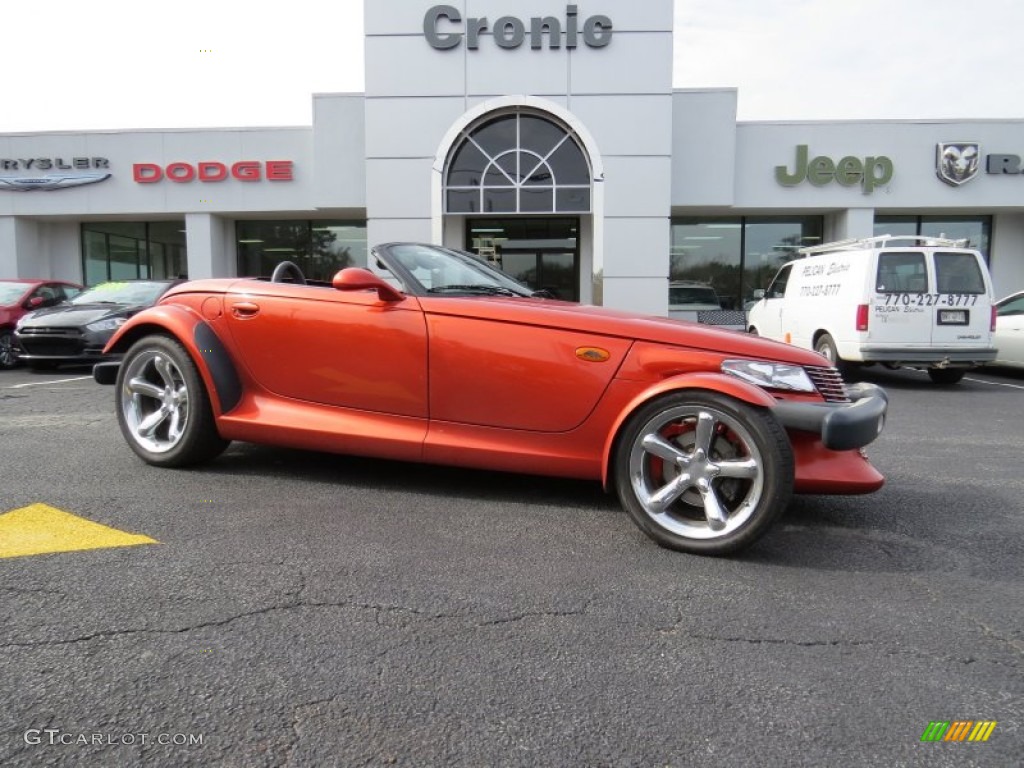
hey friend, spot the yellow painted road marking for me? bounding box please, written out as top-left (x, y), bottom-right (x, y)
top-left (0, 503), bottom-right (158, 559)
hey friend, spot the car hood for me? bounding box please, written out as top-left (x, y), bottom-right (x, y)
top-left (418, 295), bottom-right (827, 367)
top-left (18, 303), bottom-right (135, 328)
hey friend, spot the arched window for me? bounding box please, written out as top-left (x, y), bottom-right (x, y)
top-left (444, 111), bottom-right (592, 214)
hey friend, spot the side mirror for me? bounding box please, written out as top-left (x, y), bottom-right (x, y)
top-left (332, 268), bottom-right (405, 302)
top-left (27, 296), bottom-right (45, 309)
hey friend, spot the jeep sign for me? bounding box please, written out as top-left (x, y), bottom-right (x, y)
top-left (775, 145), bottom-right (893, 195)
top-left (424, 4), bottom-right (613, 50)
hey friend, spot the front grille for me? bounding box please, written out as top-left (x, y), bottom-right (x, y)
top-left (805, 365), bottom-right (850, 403)
top-left (18, 327), bottom-right (83, 338)
top-left (19, 338), bottom-right (85, 356)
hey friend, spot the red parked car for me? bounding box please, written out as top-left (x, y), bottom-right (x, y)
top-left (0, 279), bottom-right (83, 369)
top-left (94, 243), bottom-right (888, 555)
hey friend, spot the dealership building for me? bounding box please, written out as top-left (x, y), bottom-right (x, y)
top-left (2, 0), bottom-right (1024, 316)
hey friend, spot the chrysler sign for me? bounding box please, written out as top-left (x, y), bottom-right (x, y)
top-left (424, 4), bottom-right (613, 50)
top-left (0, 156), bottom-right (111, 191)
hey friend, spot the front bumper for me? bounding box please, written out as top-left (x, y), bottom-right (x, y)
top-left (772, 382), bottom-right (888, 452)
top-left (14, 328), bottom-right (113, 363)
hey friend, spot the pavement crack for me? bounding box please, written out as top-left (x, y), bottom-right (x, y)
top-left (676, 631), bottom-right (877, 649)
top-left (475, 600), bottom-right (593, 627)
top-left (1, 600), bottom-right (462, 650)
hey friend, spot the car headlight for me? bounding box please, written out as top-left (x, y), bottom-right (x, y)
top-left (15, 314), bottom-right (33, 329)
top-left (721, 359), bottom-right (816, 393)
top-left (86, 317), bottom-right (128, 332)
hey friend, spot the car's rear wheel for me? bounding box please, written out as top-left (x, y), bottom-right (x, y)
top-left (0, 329), bottom-right (18, 369)
top-left (116, 335), bottom-right (229, 467)
top-left (614, 391), bottom-right (793, 555)
top-left (927, 367), bottom-right (965, 386)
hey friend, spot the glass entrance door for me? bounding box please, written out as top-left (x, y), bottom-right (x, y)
top-left (466, 217), bottom-right (580, 301)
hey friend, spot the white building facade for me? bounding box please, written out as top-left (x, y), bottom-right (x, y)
top-left (2, 0), bottom-right (1024, 315)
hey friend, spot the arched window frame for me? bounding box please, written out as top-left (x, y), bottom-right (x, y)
top-left (443, 109), bottom-right (593, 214)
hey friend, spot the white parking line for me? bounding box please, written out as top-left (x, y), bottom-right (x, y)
top-left (964, 376), bottom-right (1024, 391)
top-left (5, 376), bottom-right (93, 389)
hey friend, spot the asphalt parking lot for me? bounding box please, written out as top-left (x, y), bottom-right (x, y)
top-left (1, 364), bottom-right (1022, 767)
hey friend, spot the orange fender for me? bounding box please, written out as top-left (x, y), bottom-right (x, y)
top-left (103, 305), bottom-right (242, 416)
top-left (600, 372), bottom-right (778, 489)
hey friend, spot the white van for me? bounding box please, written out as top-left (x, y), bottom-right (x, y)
top-left (746, 235), bottom-right (997, 385)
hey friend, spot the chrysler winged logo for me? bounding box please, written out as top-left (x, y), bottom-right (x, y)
top-left (0, 172), bottom-right (111, 192)
top-left (936, 142), bottom-right (980, 187)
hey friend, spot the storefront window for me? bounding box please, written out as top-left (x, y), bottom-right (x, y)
top-left (81, 222), bottom-right (187, 286)
top-left (235, 220), bottom-right (367, 282)
top-left (671, 216), bottom-right (823, 310)
top-left (874, 215), bottom-right (991, 262)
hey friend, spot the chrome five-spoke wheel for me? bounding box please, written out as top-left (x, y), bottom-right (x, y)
top-left (614, 391), bottom-right (793, 555)
top-left (121, 349), bottom-right (190, 454)
top-left (115, 335), bottom-right (229, 467)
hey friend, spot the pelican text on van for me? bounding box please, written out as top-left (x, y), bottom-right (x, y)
top-left (775, 145), bottom-right (894, 195)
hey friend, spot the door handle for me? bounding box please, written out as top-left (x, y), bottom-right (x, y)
top-left (232, 301), bottom-right (260, 318)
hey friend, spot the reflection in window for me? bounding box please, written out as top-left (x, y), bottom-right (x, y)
top-left (81, 222), bottom-right (187, 286)
top-left (874, 215), bottom-right (991, 262)
top-left (236, 221), bottom-right (367, 282)
top-left (445, 110), bottom-right (591, 214)
top-left (670, 217), bottom-right (823, 310)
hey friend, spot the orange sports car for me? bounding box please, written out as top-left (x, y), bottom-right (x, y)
top-left (94, 243), bottom-right (888, 555)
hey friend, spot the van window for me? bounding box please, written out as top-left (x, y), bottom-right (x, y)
top-left (765, 264), bottom-right (792, 299)
top-left (935, 252), bottom-right (986, 294)
top-left (876, 252), bottom-right (927, 294)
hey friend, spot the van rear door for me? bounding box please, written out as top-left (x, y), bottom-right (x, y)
top-left (929, 250), bottom-right (992, 349)
top-left (870, 249), bottom-right (934, 350)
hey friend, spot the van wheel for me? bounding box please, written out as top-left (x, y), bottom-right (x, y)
top-left (927, 368), bottom-right (965, 386)
top-left (814, 333), bottom-right (845, 368)
top-left (747, 326), bottom-right (759, 336)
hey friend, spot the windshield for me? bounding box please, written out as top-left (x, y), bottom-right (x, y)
top-left (71, 281), bottom-right (170, 306)
top-left (0, 283), bottom-right (29, 304)
top-left (380, 244), bottom-right (535, 297)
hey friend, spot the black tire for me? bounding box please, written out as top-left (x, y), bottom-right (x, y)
top-left (115, 335), bottom-right (229, 467)
top-left (927, 367), bottom-right (965, 386)
top-left (747, 326), bottom-right (759, 336)
top-left (0, 329), bottom-right (19, 369)
top-left (613, 390), bottom-right (794, 555)
top-left (814, 333), bottom-right (840, 366)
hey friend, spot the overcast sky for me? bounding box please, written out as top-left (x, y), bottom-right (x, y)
top-left (2, 0), bottom-right (1021, 133)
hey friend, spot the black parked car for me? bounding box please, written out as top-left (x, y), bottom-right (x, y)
top-left (14, 279), bottom-right (181, 370)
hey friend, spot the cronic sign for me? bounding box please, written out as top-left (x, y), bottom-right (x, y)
top-left (424, 4), bottom-right (613, 50)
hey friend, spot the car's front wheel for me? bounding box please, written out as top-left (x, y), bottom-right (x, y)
top-left (0, 329), bottom-right (18, 369)
top-left (613, 391), bottom-right (794, 555)
top-left (116, 335), bottom-right (229, 466)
